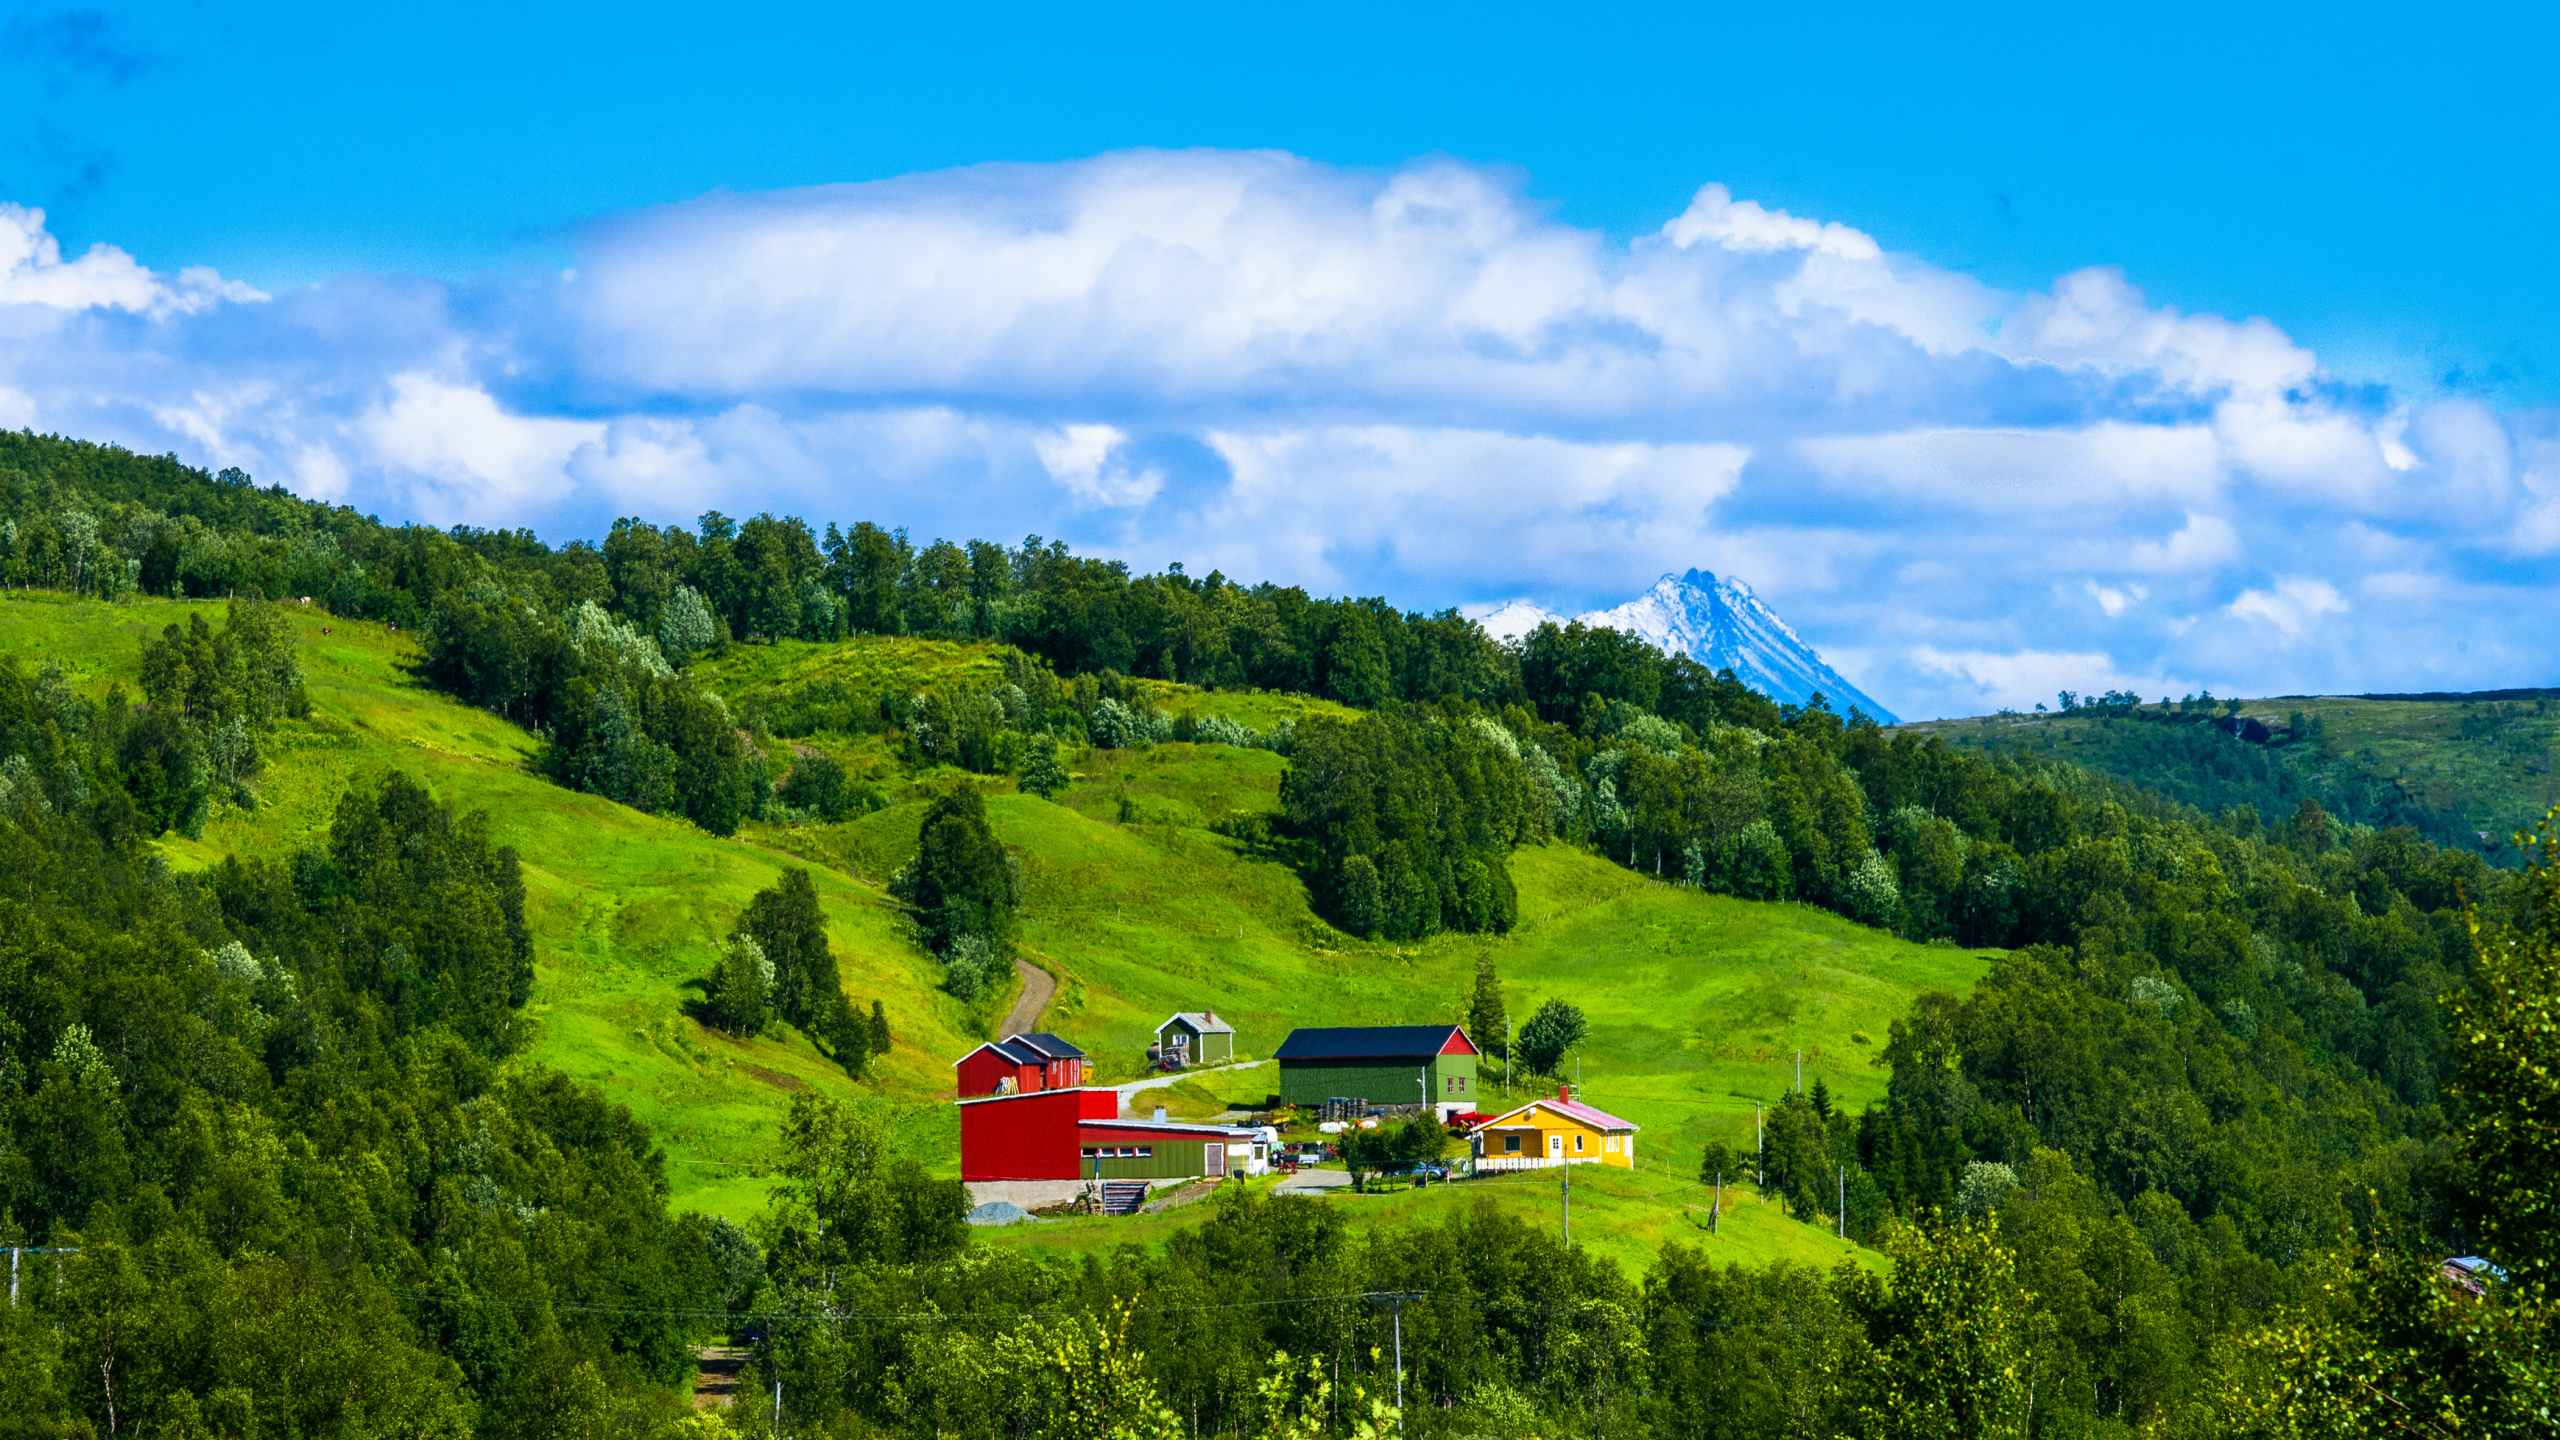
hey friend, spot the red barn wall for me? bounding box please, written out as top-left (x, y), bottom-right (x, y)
top-left (959, 1088), bottom-right (1125, 1180)
top-left (954, 1047), bottom-right (1012, 1097)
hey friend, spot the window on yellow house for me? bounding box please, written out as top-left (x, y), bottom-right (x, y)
top-left (1503, 1134), bottom-right (1521, 1153)
top-left (1574, 1135), bottom-right (1585, 1153)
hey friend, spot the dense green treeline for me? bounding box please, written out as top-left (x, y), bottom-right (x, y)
top-left (0, 660), bottom-right (731, 1435)
top-left (0, 432), bottom-right (1793, 842)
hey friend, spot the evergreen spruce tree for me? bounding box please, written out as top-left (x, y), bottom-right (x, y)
top-left (1467, 953), bottom-right (1506, 1079)
top-left (707, 936), bottom-right (772, 1037)
top-left (740, 867), bottom-right (840, 1032)
top-left (821, 990), bottom-right (867, 1076)
top-left (891, 787), bottom-right (1016, 952)
top-left (1018, 738), bottom-right (1070, 799)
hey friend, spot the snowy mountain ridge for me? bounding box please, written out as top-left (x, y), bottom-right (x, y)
top-left (1469, 569), bottom-right (1897, 724)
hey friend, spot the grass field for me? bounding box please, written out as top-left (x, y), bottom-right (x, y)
top-left (981, 1163), bottom-right (1882, 1279)
top-left (0, 597), bottom-right (966, 1221)
top-left (1903, 693), bottom-right (2560, 855)
top-left (7, 600), bottom-right (1984, 1269)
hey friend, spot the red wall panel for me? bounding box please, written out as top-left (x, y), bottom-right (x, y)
top-left (959, 1088), bottom-right (1125, 1180)
top-left (954, 1047), bottom-right (1011, 1097)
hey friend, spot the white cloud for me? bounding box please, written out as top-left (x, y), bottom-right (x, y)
top-left (1666, 184), bottom-right (1881, 261)
top-left (1035, 425), bottom-right (1164, 508)
top-left (0, 203), bottom-right (262, 316)
top-left (2227, 578), bottom-right (2349, 642)
top-left (1187, 427), bottom-right (1750, 598)
top-left (0, 154), bottom-right (2549, 719)
top-left (1912, 645), bottom-right (2179, 713)
top-left (2121, 512), bottom-right (2242, 574)
top-left (2084, 580), bottom-right (2147, 617)
top-left (1802, 423), bottom-right (2224, 510)
top-left (1999, 266), bottom-right (2313, 396)
top-left (354, 373), bottom-right (605, 523)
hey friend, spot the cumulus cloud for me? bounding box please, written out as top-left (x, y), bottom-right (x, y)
top-left (1913, 645), bottom-right (2185, 714)
top-left (1035, 425), bottom-right (1165, 508)
top-left (0, 203), bottom-right (260, 315)
top-left (0, 149), bottom-right (2551, 718)
top-left (2228, 578), bottom-right (2350, 642)
top-left (2084, 580), bottom-right (2147, 617)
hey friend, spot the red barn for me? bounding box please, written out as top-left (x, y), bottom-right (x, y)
top-left (958, 1087), bottom-right (1254, 1182)
top-left (959, 1088), bottom-right (1124, 1180)
top-left (951, 1032), bottom-right (1090, 1097)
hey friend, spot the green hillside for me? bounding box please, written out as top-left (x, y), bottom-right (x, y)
top-left (983, 1161), bottom-right (1875, 1280)
top-left (1901, 691), bottom-right (2560, 858)
top-left (702, 628), bottom-right (1992, 1172)
top-left (0, 594), bottom-right (1971, 1271)
top-left (0, 597), bottom-right (954, 1222)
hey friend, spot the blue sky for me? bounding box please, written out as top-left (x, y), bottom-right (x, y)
top-left (1, 1), bottom-right (2555, 717)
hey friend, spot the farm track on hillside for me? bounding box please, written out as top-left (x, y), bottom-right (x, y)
top-left (1001, 958), bottom-right (1057, 1036)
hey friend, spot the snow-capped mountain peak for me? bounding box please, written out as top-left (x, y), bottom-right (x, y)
top-left (1467, 569), bottom-right (1897, 723)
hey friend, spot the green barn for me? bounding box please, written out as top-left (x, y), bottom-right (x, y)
top-left (1275, 1024), bottom-right (1480, 1118)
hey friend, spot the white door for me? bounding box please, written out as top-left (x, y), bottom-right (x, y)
top-left (1207, 1143), bottom-right (1226, 1176)
top-left (1547, 1134), bottom-right (1564, 1160)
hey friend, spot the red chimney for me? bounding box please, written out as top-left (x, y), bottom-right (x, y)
top-left (1557, 1085), bottom-right (1570, 1101)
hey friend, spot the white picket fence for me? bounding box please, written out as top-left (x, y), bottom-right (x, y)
top-left (1471, 1155), bottom-right (1599, 1173)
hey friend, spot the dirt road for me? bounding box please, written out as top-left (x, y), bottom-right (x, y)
top-left (1000, 958), bottom-right (1056, 1037)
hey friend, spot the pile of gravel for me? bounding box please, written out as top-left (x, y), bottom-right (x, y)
top-left (966, 1200), bottom-right (1036, 1226)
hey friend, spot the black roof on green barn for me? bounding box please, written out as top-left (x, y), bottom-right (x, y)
top-left (1274, 1025), bottom-right (1471, 1061)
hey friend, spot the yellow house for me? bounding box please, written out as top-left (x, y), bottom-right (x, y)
top-left (1468, 1088), bottom-right (1640, 1171)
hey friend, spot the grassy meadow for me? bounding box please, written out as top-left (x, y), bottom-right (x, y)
top-left (9, 598), bottom-right (1986, 1269)
top-left (0, 597), bottom-right (968, 1220)
top-left (981, 1163), bottom-right (1883, 1279)
top-left (1904, 692), bottom-right (2560, 854)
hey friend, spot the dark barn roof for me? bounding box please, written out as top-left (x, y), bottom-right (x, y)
top-left (1013, 1032), bottom-right (1087, 1060)
top-left (1275, 1025), bottom-right (1468, 1061)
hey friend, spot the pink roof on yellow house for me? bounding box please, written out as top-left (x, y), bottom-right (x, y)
top-left (1468, 1087), bottom-right (1639, 1134)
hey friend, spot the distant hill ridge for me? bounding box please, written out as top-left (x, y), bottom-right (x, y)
top-left (2349, 687), bottom-right (2560, 704)
top-left (1474, 568), bottom-right (1898, 724)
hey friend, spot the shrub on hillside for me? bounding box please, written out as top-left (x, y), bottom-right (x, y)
top-left (1515, 997), bottom-right (1587, 1075)
top-left (706, 935), bottom-right (773, 1037)
top-left (892, 787), bottom-right (1020, 959)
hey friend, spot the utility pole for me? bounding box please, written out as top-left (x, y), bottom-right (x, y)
top-left (1712, 1173), bottom-right (1722, 1234)
top-left (1837, 1166), bottom-right (1846, 1240)
top-left (9, 1247), bottom-right (74, 1306)
top-left (1505, 1018), bottom-right (1515, 1099)
top-left (1563, 1165), bottom-right (1571, 1247)
top-left (1370, 1292), bottom-right (1426, 1430)
top-left (1756, 1103), bottom-right (1764, 1189)
top-left (1796, 1049), bottom-right (1802, 1092)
